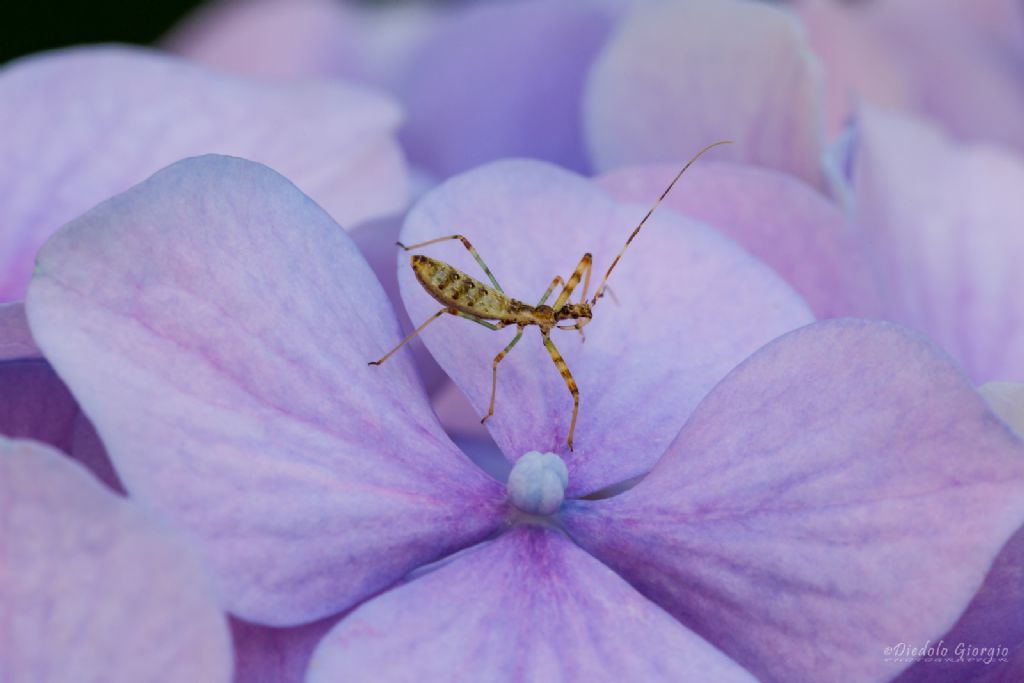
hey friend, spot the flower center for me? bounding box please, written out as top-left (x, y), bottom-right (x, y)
top-left (507, 451), bottom-right (568, 516)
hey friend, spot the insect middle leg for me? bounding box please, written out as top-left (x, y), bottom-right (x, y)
top-left (397, 234), bottom-right (504, 293)
top-left (481, 325), bottom-right (525, 425)
top-left (543, 333), bottom-right (580, 451)
top-left (368, 308), bottom-right (451, 366)
top-left (369, 309), bottom-right (501, 366)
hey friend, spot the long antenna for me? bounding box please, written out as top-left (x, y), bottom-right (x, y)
top-left (590, 140), bottom-right (733, 306)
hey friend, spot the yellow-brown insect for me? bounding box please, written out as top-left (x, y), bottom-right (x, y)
top-left (370, 141), bottom-right (731, 451)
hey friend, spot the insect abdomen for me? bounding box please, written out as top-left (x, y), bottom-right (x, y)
top-left (411, 255), bottom-right (516, 320)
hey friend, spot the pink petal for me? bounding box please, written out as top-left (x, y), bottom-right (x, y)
top-left (398, 0), bottom-right (613, 176)
top-left (308, 526), bottom-right (758, 683)
top-left (2, 438), bottom-right (232, 682)
top-left (795, 0), bottom-right (915, 136)
top-left (0, 46), bottom-right (407, 302)
top-left (868, 0), bottom-right (1024, 155)
top-left (26, 155), bottom-right (506, 627)
top-left (598, 161), bottom-right (880, 318)
top-left (399, 159), bottom-right (812, 496)
top-left (167, 0), bottom-right (437, 88)
top-left (852, 106), bottom-right (1024, 383)
top-left (799, 0), bottom-right (1024, 152)
top-left (585, 0), bottom-right (827, 187)
top-left (166, 0), bottom-right (364, 82)
top-left (562, 319), bottom-right (1024, 683)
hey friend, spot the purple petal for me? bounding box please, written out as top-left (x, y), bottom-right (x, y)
top-left (0, 302), bottom-right (121, 490)
top-left (2, 438), bottom-right (232, 682)
top-left (0, 358), bottom-right (77, 453)
top-left (0, 302), bottom-right (38, 360)
top-left (350, 216), bottom-right (446, 393)
top-left (67, 412), bottom-right (123, 493)
top-left (399, 159), bottom-right (812, 496)
top-left (979, 652), bottom-right (1024, 683)
top-left (308, 526), bottom-right (758, 683)
top-left (598, 161), bottom-right (881, 318)
top-left (0, 303), bottom-right (76, 451)
top-left (981, 382), bottom-right (1024, 436)
top-left (431, 378), bottom-right (492, 442)
top-left (231, 615), bottom-right (335, 683)
top-left (0, 46), bottom-right (407, 302)
top-left (0, 358), bottom-right (120, 491)
top-left (585, 0), bottom-right (826, 187)
top-left (398, 0), bottom-right (613, 176)
top-left (851, 106), bottom-right (1024, 383)
top-left (895, 524), bottom-right (1024, 682)
top-left (562, 319), bottom-right (1024, 683)
top-left (26, 155), bottom-right (506, 626)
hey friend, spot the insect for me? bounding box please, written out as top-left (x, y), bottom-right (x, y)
top-left (369, 141), bottom-right (731, 451)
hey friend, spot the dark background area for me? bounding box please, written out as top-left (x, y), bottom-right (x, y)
top-left (1, 0), bottom-right (449, 66)
top-left (3, 1), bottom-right (207, 65)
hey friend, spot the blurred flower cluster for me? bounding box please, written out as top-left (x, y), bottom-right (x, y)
top-left (3, 1), bottom-right (1024, 682)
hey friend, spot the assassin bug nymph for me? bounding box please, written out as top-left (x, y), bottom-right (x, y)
top-left (369, 141), bottom-right (731, 451)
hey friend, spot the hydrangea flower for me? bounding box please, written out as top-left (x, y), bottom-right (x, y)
top-left (0, 302), bottom-right (121, 491)
top-left (845, 106), bottom-right (1024, 384)
top-left (167, 0), bottom-right (614, 178)
top-left (886, 381), bottom-right (1024, 683)
top-left (0, 45), bottom-right (407, 303)
top-left (22, 153), bottom-right (1024, 682)
top-left (593, 103), bottom-right (1024, 390)
top-left (166, 0), bottom-right (440, 88)
top-left (983, 383), bottom-right (1024, 436)
top-left (796, 0), bottom-right (1024, 150)
top-left (0, 45), bottom-right (409, 476)
top-left (583, 0), bottom-right (828, 188)
top-left (169, 0), bottom-right (823, 184)
top-left (2, 437), bottom-right (231, 682)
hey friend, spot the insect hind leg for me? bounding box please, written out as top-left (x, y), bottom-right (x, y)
top-left (368, 308), bottom-right (449, 366)
top-left (397, 234), bottom-right (505, 293)
top-left (481, 326), bottom-right (525, 425)
top-left (543, 333), bottom-right (579, 451)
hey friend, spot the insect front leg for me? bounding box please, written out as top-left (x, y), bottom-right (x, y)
top-left (397, 234), bottom-right (505, 293)
top-left (481, 325), bottom-right (525, 425)
top-left (552, 253), bottom-right (593, 309)
top-left (543, 333), bottom-right (580, 452)
top-left (537, 276), bottom-right (565, 306)
top-left (368, 308), bottom-right (451, 366)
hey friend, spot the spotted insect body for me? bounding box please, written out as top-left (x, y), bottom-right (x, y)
top-left (371, 141), bottom-right (731, 451)
top-left (412, 255), bottom-right (589, 331)
top-left (412, 255), bottom-right (521, 322)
